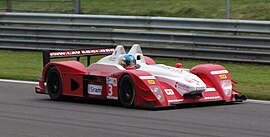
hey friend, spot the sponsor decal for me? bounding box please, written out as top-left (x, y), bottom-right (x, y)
top-left (109, 56), bottom-right (116, 61)
top-left (50, 48), bottom-right (114, 57)
top-left (155, 64), bottom-right (188, 74)
top-left (164, 89), bottom-right (175, 95)
top-left (113, 50), bottom-right (117, 55)
top-left (155, 64), bottom-right (171, 70)
top-left (88, 84), bottom-right (102, 95)
top-left (210, 70), bottom-right (228, 75)
top-left (147, 80), bottom-right (156, 84)
top-left (168, 99), bottom-right (183, 103)
top-left (156, 65), bottom-right (184, 74)
top-left (196, 87), bottom-right (205, 91)
top-left (219, 74), bottom-right (227, 79)
top-left (106, 77), bottom-right (117, 86)
top-left (171, 69), bottom-right (182, 73)
top-left (139, 76), bottom-right (156, 79)
top-left (50, 51), bottom-right (81, 56)
top-left (187, 79), bottom-right (200, 85)
top-left (205, 88), bottom-right (216, 92)
top-left (204, 96), bottom-right (221, 100)
top-left (107, 96), bottom-right (118, 100)
top-left (81, 49), bottom-right (114, 54)
top-left (175, 82), bottom-right (189, 90)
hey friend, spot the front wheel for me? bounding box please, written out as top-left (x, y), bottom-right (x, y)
top-left (46, 67), bottom-right (63, 101)
top-left (118, 75), bottom-right (135, 108)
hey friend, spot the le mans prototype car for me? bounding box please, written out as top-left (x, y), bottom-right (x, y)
top-left (35, 44), bottom-right (246, 109)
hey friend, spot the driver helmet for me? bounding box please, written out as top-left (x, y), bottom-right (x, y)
top-left (121, 54), bottom-right (136, 68)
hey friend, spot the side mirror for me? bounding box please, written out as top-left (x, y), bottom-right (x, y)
top-left (175, 63), bottom-right (182, 68)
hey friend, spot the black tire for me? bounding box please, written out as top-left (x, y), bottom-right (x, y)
top-left (46, 67), bottom-right (63, 101)
top-left (118, 75), bottom-right (135, 108)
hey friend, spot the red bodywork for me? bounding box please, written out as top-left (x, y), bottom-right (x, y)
top-left (35, 49), bottom-right (245, 109)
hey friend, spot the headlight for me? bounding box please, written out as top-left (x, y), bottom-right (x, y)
top-left (220, 80), bottom-right (232, 96)
top-left (150, 86), bottom-right (164, 102)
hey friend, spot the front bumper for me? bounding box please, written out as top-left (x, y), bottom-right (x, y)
top-left (35, 85), bottom-right (46, 94)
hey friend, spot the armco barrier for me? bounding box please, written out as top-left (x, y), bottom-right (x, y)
top-left (0, 12), bottom-right (270, 64)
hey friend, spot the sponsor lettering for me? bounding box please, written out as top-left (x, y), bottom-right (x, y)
top-left (113, 50), bottom-right (117, 55)
top-left (164, 89), bottom-right (175, 95)
top-left (107, 96), bottom-right (118, 100)
top-left (205, 88), bottom-right (216, 92)
top-left (81, 50), bottom-right (99, 54)
top-left (175, 82), bottom-right (189, 90)
top-left (82, 49), bottom-right (114, 54)
top-left (168, 99), bottom-right (183, 103)
top-left (106, 77), bottom-right (117, 86)
top-left (196, 87), bottom-right (205, 91)
top-left (155, 64), bottom-right (171, 70)
top-left (50, 51), bottom-right (81, 56)
top-left (187, 79), bottom-right (200, 85)
top-left (171, 69), bottom-right (182, 73)
top-left (50, 48), bottom-right (114, 57)
top-left (88, 84), bottom-right (102, 95)
top-left (109, 56), bottom-right (116, 61)
top-left (210, 70), bottom-right (228, 75)
top-left (204, 96), bottom-right (221, 100)
top-left (139, 76), bottom-right (156, 80)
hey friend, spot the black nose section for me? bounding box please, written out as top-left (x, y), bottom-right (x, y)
top-left (235, 94), bottom-right (247, 102)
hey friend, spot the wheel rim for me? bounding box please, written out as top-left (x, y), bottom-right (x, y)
top-left (48, 72), bottom-right (60, 95)
top-left (120, 80), bottom-right (133, 104)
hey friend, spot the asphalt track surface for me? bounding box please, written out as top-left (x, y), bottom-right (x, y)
top-left (0, 81), bottom-right (270, 137)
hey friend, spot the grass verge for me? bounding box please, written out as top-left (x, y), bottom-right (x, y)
top-left (0, 50), bottom-right (270, 100)
top-left (0, 0), bottom-right (270, 20)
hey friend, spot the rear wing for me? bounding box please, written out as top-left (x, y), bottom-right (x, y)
top-left (43, 48), bottom-right (115, 67)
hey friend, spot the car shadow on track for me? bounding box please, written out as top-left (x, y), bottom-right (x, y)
top-left (38, 97), bottom-right (121, 107)
top-left (36, 97), bottom-right (245, 111)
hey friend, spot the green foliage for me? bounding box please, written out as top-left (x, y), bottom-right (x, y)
top-left (0, 50), bottom-right (42, 81)
top-left (82, 0), bottom-right (270, 20)
top-left (0, 0), bottom-right (269, 20)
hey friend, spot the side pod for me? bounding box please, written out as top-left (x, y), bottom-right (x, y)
top-left (36, 61), bottom-right (87, 96)
top-left (190, 64), bottom-right (234, 101)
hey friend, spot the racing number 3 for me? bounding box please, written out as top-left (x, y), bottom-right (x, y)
top-left (108, 84), bottom-right (113, 96)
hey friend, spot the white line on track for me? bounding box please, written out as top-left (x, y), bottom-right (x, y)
top-left (0, 79), bottom-right (269, 105)
top-left (0, 79), bottom-right (38, 85)
top-left (246, 99), bottom-right (270, 105)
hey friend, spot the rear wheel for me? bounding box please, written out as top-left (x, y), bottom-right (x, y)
top-left (118, 75), bottom-right (135, 108)
top-left (46, 67), bottom-right (63, 100)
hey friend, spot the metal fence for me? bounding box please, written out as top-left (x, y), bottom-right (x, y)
top-left (0, 12), bottom-right (270, 64)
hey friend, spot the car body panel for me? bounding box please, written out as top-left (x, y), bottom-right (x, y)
top-left (35, 44), bottom-right (245, 109)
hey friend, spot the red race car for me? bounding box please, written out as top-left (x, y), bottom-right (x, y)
top-left (35, 44), bottom-right (246, 109)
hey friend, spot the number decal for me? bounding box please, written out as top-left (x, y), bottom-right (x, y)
top-left (106, 77), bottom-right (118, 100)
top-left (108, 84), bottom-right (113, 96)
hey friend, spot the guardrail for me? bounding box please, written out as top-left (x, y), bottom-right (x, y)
top-left (0, 12), bottom-right (270, 64)
top-left (1, 12), bottom-right (270, 34)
